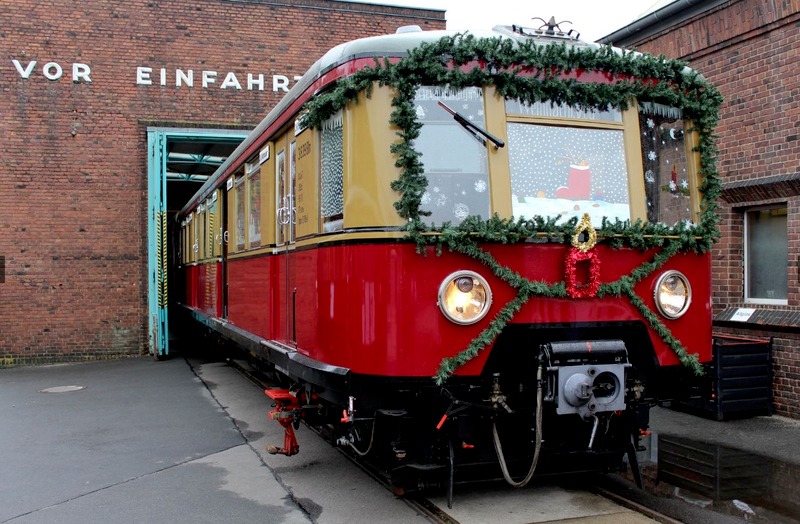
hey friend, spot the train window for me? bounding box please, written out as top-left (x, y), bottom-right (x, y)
top-left (197, 205), bottom-right (206, 260)
top-left (206, 193), bottom-right (218, 258)
top-left (745, 206), bottom-right (788, 304)
top-left (320, 110), bottom-right (344, 232)
top-left (234, 175), bottom-right (246, 251)
top-left (638, 103), bottom-right (693, 226)
top-left (414, 86), bottom-right (490, 226)
top-left (277, 148), bottom-right (288, 244)
top-left (246, 161), bottom-right (261, 247)
top-left (180, 222), bottom-right (186, 264)
top-left (290, 140), bottom-right (297, 242)
top-left (505, 117), bottom-right (629, 224)
top-left (188, 213), bottom-right (196, 263)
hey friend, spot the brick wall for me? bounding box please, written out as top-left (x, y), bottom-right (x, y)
top-left (612, 0), bottom-right (800, 418)
top-left (0, 0), bottom-right (444, 366)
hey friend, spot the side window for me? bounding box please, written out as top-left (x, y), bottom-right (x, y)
top-left (196, 205), bottom-right (206, 260)
top-left (320, 110), bottom-right (344, 232)
top-left (290, 140), bottom-right (297, 241)
top-left (180, 222), bottom-right (186, 264)
top-left (276, 148), bottom-right (287, 244)
top-left (246, 161), bottom-right (261, 247)
top-left (234, 175), bottom-right (245, 251)
top-left (206, 193), bottom-right (218, 258)
top-left (189, 214), bottom-right (197, 263)
top-left (638, 102), bottom-right (692, 225)
top-left (745, 206), bottom-right (788, 304)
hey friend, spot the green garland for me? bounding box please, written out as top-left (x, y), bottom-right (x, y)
top-left (302, 33), bottom-right (722, 384)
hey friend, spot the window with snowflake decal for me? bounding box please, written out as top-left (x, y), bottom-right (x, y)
top-left (320, 110), bottom-right (344, 232)
top-left (414, 86), bottom-right (490, 225)
top-left (638, 102), bottom-right (692, 225)
top-left (505, 100), bottom-right (629, 225)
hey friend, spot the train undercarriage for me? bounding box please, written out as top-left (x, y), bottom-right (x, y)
top-left (257, 332), bottom-right (651, 506)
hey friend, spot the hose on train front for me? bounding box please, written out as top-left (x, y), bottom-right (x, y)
top-left (492, 360), bottom-right (543, 488)
top-left (345, 417), bottom-right (377, 457)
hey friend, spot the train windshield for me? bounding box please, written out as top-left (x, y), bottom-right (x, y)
top-left (414, 86), bottom-right (490, 226)
top-left (505, 99), bottom-right (630, 225)
top-left (638, 102), bottom-right (693, 226)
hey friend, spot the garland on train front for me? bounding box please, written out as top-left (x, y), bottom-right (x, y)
top-left (301, 33), bottom-right (723, 384)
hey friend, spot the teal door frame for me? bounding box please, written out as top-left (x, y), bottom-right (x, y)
top-left (146, 127), bottom-right (248, 357)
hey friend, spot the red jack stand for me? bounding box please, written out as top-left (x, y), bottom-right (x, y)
top-left (265, 389), bottom-right (301, 456)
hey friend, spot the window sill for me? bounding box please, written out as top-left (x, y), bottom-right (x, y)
top-left (714, 307), bottom-right (800, 333)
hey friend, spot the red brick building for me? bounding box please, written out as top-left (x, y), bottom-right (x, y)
top-left (0, 0), bottom-right (444, 365)
top-left (601, 0), bottom-right (800, 419)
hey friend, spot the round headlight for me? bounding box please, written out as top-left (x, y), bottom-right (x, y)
top-left (438, 271), bottom-right (492, 325)
top-left (653, 270), bottom-right (692, 319)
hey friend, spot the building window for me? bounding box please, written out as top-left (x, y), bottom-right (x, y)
top-left (745, 206), bottom-right (788, 303)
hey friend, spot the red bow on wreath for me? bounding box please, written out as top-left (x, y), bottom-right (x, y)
top-left (565, 248), bottom-right (600, 298)
top-left (565, 213), bottom-right (601, 299)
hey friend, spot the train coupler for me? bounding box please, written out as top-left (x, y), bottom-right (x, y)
top-left (264, 388), bottom-right (301, 456)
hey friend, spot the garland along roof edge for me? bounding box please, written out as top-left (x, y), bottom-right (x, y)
top-left (181, 24), bottom-right (710, 216)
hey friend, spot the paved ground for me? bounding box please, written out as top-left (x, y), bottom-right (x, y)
top-left (0, 357), bottom-right (316, 524)
top-left (1, 356), bottom-right (426, 524)
top-left (3, 355), bottom-right (798, 524)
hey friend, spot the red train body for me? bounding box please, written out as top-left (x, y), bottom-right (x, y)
top-left (185, 244), bottom-right (711, 376)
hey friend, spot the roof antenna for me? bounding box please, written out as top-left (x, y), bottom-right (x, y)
top-left (532, 16), bottom-right (572, 36)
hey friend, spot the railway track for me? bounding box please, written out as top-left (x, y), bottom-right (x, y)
top-left (225, 356), bottom-right (681, 524)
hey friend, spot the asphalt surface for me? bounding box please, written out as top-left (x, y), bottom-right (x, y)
top-left (0, 357), bottom-right (314, 524)
top-left (0, 355), bottom-right (440, 524)
top-left (3, 355), bottom-right (799, 524)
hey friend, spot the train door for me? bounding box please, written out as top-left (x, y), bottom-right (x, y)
top-left (275, 135), bottom-right (297, 346)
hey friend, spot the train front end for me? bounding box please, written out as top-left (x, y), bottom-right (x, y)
top-left (302, 23), bottom-right (721, 494)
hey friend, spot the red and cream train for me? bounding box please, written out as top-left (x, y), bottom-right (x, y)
top-left (175, 19), bottom-right (721, 495)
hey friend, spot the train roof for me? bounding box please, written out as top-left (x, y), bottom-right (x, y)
top-left (179, 24), bottom-right (695, 216)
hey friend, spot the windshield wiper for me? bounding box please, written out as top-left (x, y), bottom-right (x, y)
top-left (437, 101), bottom-right (505, 149)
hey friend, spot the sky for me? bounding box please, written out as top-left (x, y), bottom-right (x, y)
top-left (357, 0), bottom-right (674, 42)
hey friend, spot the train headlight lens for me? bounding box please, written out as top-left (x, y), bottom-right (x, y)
top-left (654, 270), bottom-right (691, 319)
top-left (438, 271), bottom-right (492, 325)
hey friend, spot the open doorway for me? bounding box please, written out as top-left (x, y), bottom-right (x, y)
top-left (146, 128), bottom-right (248, 358)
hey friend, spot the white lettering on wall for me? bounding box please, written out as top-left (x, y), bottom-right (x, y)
top-left (176, 69), bottom-right (193, 87)
top-left (72, 63), bottom-right (92, 83)
top-left (137, 68), bottom-right (294, 92)
top-left (220, 72), bottom-right (242, 90)
top-left (12, 60), bottom-right (36, 78)
top-left (12, 59), bottom-right (91, 83)
top-left (248, 73), bottom-right (264, 91)
top-left (273, 75), bottom-right (289, 93)
top-left (42, 62), bottom-right (64, 80)
top-left (202, 70), bottom-right (217, 88)
top-left (136, 66), bottom-right (152, 85)
top-left (12, 58), bottom-right (293, 91)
